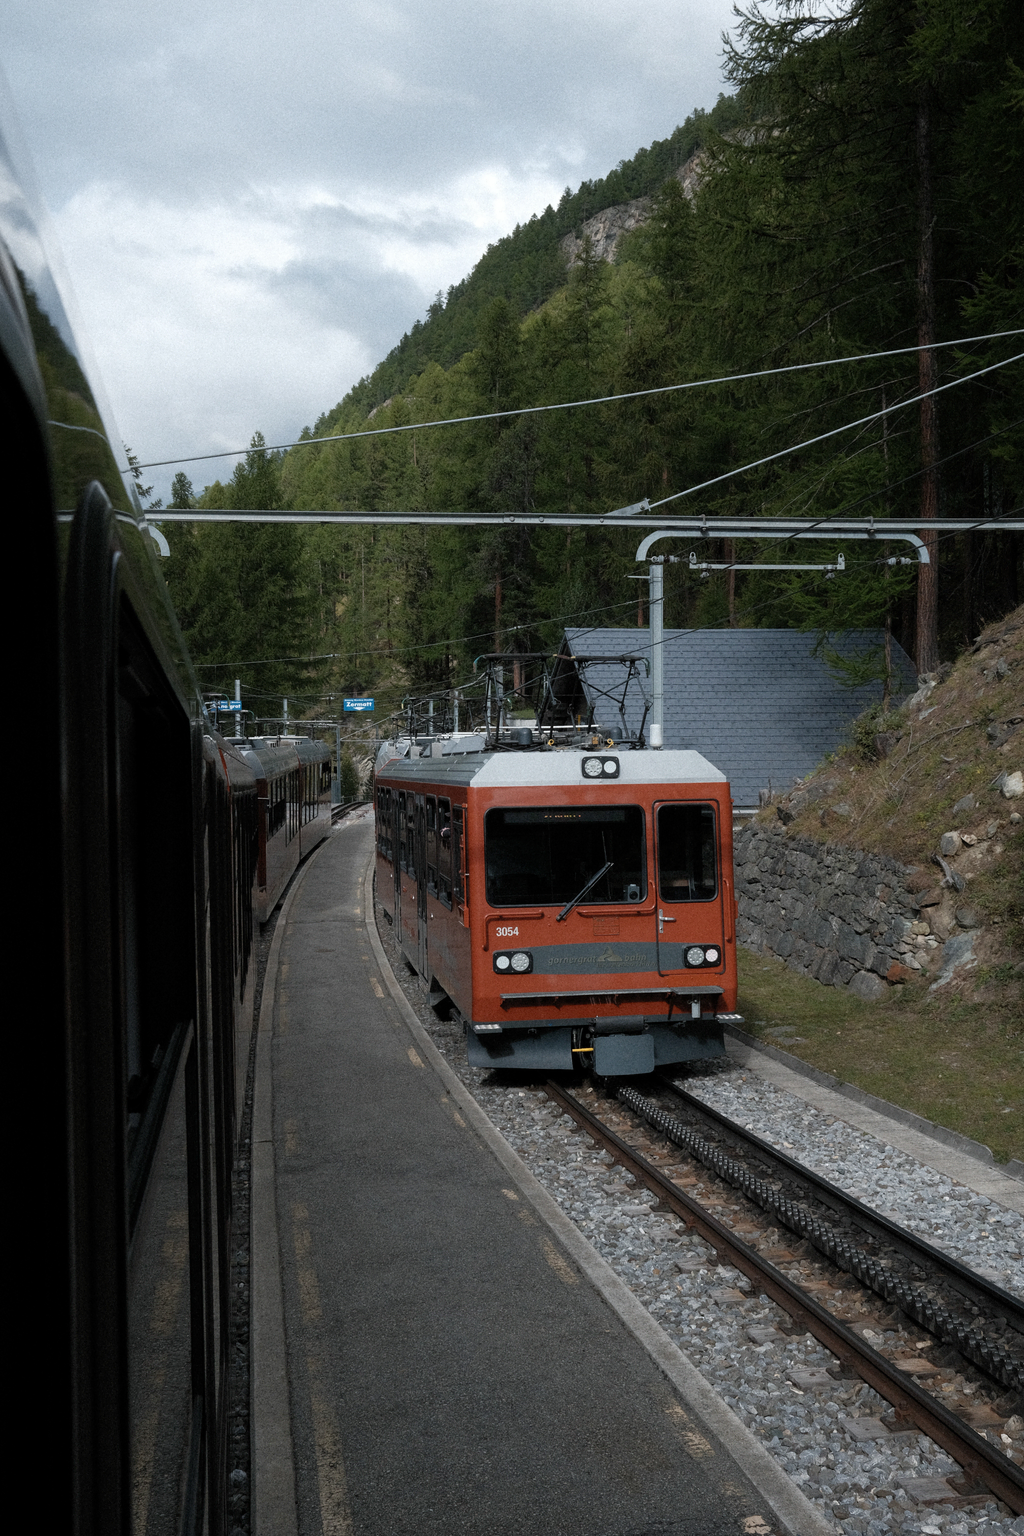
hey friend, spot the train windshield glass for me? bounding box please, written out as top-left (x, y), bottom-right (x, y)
top-left (485, 806), bottom-right (646, 906)
top-left (657, 803), bottom-right (717, 902)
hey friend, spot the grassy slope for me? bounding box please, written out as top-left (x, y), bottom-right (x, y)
top-left (735, 606), bottom-right (1023, 1162)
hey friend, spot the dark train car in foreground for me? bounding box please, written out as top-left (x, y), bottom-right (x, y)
top-left (2, 85), bottom-right (263, 1534)
top-left (374, 735), bottom-right (743, 1075)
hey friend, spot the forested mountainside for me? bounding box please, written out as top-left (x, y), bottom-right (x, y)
top-left (322, 93), bottom-right (747, 418)
top-left (163, 0), bottom-right (1023, 738)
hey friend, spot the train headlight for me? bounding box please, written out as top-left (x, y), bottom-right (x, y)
top-left (683, 944), bottom-right (723, 968)
top-left (493, 949), bottom-right (533, 975)
top-left (582, 755), bottom-right (619, 779)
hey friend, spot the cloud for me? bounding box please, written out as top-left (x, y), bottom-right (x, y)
top-left (54, 183), bottom-right (370, 484)
top-left (53, 159), bottom-right (570, 495)
top-left (6, 0), bottom-right (737, 499)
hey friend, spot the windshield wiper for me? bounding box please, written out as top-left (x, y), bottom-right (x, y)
top-left (556, 860), bottom-right (614, 923)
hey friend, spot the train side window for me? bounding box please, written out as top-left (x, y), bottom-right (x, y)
top-left (426, 796), bottom-right (438, 894)
top-left (656, 803), bottom-right (717, 902)
top-left (287, 767), bottom-right (300, 842)
top-left (452, 805), bottom-right (465, 907)
top-left (398, 792), bottom-right (410, 873)
top-left (437, 798), bottom-right (452, 907)
top-left (116, 600), bottom-right (196, 1224)
top-left (377, 786), bottom-right (392, 859)
top-left (267, 774), bottom-right (286, 838)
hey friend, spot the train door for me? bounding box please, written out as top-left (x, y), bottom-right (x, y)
top-left (653, 801), bottom-right (725, 976)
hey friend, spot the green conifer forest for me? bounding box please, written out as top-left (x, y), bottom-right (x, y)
top-left (163, 0), bottom-right (1023, 734)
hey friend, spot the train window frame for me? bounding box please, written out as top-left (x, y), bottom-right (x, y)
top-left (655, 801), bottom-right (718, 903)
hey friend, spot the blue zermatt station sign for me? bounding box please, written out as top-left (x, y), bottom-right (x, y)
top-left (343, 698), bottom-right (374, 712)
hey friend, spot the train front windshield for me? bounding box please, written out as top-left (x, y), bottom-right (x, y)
top-left (485, 806), bottom-right (646, 905)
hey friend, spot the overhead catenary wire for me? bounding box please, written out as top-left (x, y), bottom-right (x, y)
top-left (197, 500), bottom-right (1020, 690)
top-left (193, 595), bottom-right (646, 670)
top-left (751, 418), bottom-right (1020, 525)
top-left (156, 364), bottom-right (1024, 542)
top-left (645, 350), bottom-right (1024, 512)
top-left (221, 499), bottom-right (1021, 721)
top-left (136, 328), bottom-right (1023, 470)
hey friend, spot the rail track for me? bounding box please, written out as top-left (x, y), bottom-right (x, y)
top-left (543, 1076), bottom-right (1024, 1514)
top-left (643, 1074), bottom-right (1023, 1392)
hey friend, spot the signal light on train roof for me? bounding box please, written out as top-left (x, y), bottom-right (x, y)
top-left (582, 755), bottom-right (619, 778)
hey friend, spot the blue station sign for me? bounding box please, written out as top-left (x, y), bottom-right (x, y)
top-left (217, 699), bottom-right (243, 711)
top-left (343, 697), bottom-right (375, 712)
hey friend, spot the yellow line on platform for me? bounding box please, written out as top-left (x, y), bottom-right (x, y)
top-left (306, 1351), bottom-right (353, 1536)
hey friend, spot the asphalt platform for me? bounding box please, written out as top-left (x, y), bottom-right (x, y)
top-left (252, 811), bottom-right (828, 1536)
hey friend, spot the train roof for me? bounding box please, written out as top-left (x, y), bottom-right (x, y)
top-left (235, 738), bottom-right (301, 776)
top-left (375, 742), bottom-right (728, 791)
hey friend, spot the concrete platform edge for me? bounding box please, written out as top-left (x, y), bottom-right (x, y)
top-left (363, 857), bottom-right (833, 1536)
top-left (253, 846), bottom-right (329, 1536)
top-left (723, 1027), bottom-right (1024, 1211)
top-left (724, 1023), bottom-right (1019, 1172)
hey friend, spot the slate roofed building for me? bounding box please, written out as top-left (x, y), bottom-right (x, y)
top-left (561, 627), bottom-right (917, 812)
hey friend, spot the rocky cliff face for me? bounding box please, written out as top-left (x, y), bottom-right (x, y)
top-left (561, 148), bottom-right (707, 268)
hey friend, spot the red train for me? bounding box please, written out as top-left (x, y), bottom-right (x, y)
top-left (374, 734), bottom-right (743, 1075)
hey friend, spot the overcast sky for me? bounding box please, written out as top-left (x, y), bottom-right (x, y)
top-left (5, 0), bottom-right (737, 501)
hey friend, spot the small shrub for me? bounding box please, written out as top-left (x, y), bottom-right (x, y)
top-left (338, 753), bottom-right (361, 801)
top-left (846, 701), bottom-right (906, 761)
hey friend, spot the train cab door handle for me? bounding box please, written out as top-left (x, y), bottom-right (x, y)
top-left (658, 908), bottom-right (676, 934)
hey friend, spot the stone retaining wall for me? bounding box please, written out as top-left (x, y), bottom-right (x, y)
top-left (733, 824), bottom-right (917, 998)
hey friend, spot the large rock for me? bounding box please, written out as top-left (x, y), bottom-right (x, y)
top-left (929, 933), bottom-right (977, 990)
top-left (847, 970), bottom-right (886, 1001)
top-left (1000, 769), bottom-right (1023, 799)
